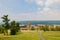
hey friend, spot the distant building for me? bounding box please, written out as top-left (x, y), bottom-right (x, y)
top-left (26, 22), bottom-right (31, 30)
top-left (20, 24), bottom-right (27, 30)
top-left (20, 22), bottom-right (31, 30)
top-left (20, 23), bottom-right (60, 30)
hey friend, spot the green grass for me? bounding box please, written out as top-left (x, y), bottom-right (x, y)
top-left (42, 31), bottom-right (60, 40)
top-left (0, 31), bottom-right (40, 40)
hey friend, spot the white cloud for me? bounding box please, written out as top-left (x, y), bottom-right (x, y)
top-left (40, 8), bottom-right (60, 20)
top-left (45, 0), bottom-right (54, 7)
top-left (38, 0), bottom-right (60, 20)
top-left (25, 0), bottom-right (60, 7)
top-left (45, 0), bottom-right (60, 7)
top-left (35, 0), bottom-right (44, 6)
top-left (25, 0), bottom-right (44, 6)
top-left (0, 8), bottom-right (60, 21)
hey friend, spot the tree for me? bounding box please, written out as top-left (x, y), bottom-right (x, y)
top-left (15, 22), bottom-right (20, 32)
top-left (10, 21), bottom-right (16, 35)
top-left (50, 25), bottom-right (55, 31)
top-left (10, 21), bottom-right (20, 35)
top-left (42, 25), bottom-right (49, 31)
top-left (55, 26), bottom-right (60, 31)
top-left (45, 25), bottom-right (49, 31)
top-left (1, 15), bottom-right (10, 35)
top-left (31, 26), bottom-right (35, 30)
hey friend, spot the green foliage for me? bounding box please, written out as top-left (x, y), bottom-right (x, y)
top-left (0, 15), bottom-right (20, 35)
top-left (55, 26), bottom-right (60, 31)
top-left (10, 21), bottom-right (20, 35)
top-left (1, 15), bottom-right (10, 35)
top-left (42, 25), bottom-right (49, 31)
top-left (42, 27), bottom-right (46, 31)
top-left (15, 22), bottom-right (20, 32)
top-left (0, 26), bottom-right (4, 33)
top-left (1, 15), bottom-right (10, 29)
top-left (45, 25), bottom-right (49, 31)
top-left (40, 24), bottom-right (60, 31)
top-left (10, 21), bottom-right (16, 35)
top-left (39, 26), bottom-right (44, 30)
top-left (31, 26), bottom-right (35, 30)
top-left (50, 28), bottom-right (55, 31)
top-left (10, 28), bottom-right (16, 35)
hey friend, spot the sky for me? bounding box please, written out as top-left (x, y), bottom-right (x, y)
top-left (0, 0), bottom-right (60, 21)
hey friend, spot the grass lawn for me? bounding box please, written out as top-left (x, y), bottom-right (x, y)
top-left (42, 31), bottom-right (60, 40)
top-left (0, 30), bottom-right (40, 40)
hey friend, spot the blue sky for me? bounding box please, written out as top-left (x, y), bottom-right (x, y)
top-left (0, 0), bottom-right (60, 21)
top-left (0, 0), bottom-right (42, 13)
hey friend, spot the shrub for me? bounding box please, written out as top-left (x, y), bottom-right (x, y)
top-left (31, 26), bottom-right (35, 30)
top-left (0, 26), bottom-right (4, 33)
top-left (10, 28), bottom-right (16, 35)
top-left (50, 28), bottom-right (55, 31)
top-left (55, 26), bottom-right (60, 31)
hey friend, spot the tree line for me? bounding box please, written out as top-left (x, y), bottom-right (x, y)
top-left (39, 25), bottom-right (60, 31)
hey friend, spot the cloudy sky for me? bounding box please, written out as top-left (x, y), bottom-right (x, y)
top-left (0, 0), bottom-right (60, 21)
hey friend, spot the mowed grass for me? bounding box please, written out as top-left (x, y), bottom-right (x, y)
top-left (42, 31), bottom-right (60, 40)
top-left (0, 30), bottom-right (40, 40)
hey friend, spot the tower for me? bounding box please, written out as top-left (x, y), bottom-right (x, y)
top-left (26, 22), bottom-right (30, 30)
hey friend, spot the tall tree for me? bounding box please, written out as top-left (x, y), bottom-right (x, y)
top-left (10, 21), bottom-right (17, 35)
top-left (10, 21), bottom-right (20, 35)
top-left (1, 15), bottom-right (10, 35)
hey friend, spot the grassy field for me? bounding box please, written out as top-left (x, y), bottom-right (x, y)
top-left (42, 31), bottom-right (60, 40)
top-left (0, 30), bottom-right (40, 40)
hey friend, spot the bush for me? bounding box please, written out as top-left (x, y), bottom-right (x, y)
top-left (55, 26), bottom-right (60, 31)
top-left (10, 28), bottom-right (16, 35)
top-left (0, 26), bottom-right (4, 33)
top-left (50, 28), bottom-right (55, 31)
top-left (31, 26), bottom-right (35, 30)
